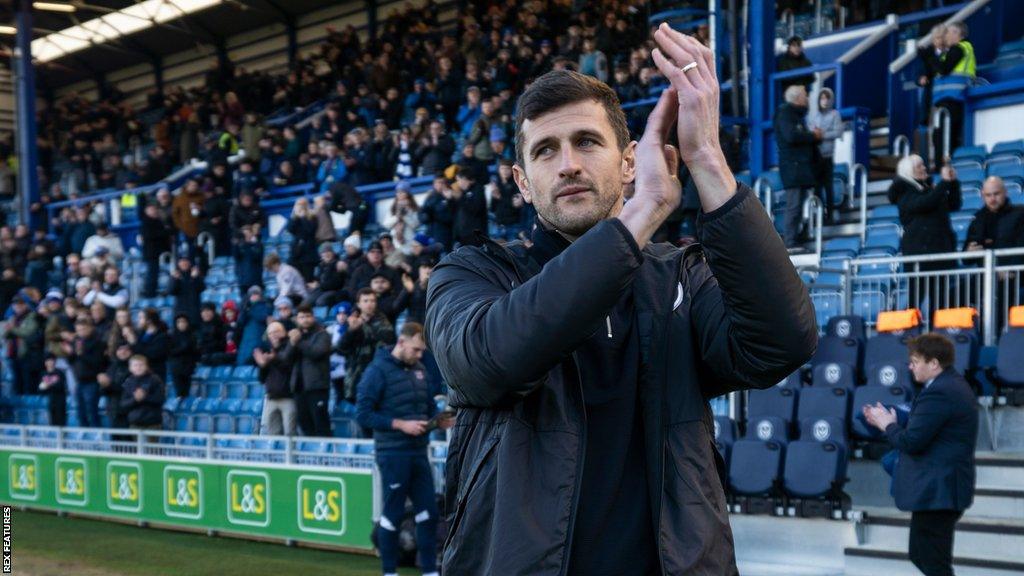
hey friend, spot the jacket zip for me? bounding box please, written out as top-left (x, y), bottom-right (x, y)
top-left (486, 239), bottom-right (589, 576)
top-left (558, 351), bottom-right (587, 576)
top-left (606, 315), bottom-right (612, 338)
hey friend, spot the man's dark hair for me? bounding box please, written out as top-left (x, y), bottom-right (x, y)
top-left (788, 35), bottom-right (804, 46)
top-left (295, 304), bottom-right (314, 316)
top-left (514, 70), bottom-right (630, 168)
top-left (400, 322), bottom-right (424, 340)
top-left (907, 333), bottom-right (955, 369)
top-left (356, 287), bottom-right (377, 301)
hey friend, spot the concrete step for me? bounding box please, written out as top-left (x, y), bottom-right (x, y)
top-left (976, 453), bottom-right (1024, 487)
top-left (968, 487), bottom-right (1024, 521)
top-left (845, 545), bottom-right (1024, 576)
top-left (860, 512), bottom-right (1024, 561)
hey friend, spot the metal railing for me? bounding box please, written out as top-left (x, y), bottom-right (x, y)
top-left (929, 106), bottom-right (952, 166)
top-left (196, 231), bottom-right (215, 269)
top-left (892, 134), bottom-right (911, 158)
top-left (841, 247), bottom-right (1024, 345)
top-left (852, 163), bottom-right (872, 240)
top-left (804, 194), bottom-right (825, 256)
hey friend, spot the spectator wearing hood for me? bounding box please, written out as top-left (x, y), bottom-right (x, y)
top-left (273, 296), bottom-right (297, 332)
top-left (197, 302), bottom-right (229, 365)
top-left (807, 88), bottom-right (844, 223)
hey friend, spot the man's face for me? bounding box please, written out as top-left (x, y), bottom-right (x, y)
top-left (514, 100), bottom-right (634, 237)
top-left (104, 268), bottom-right (118, 284)
top-left (129, 358), bottom-right (147, 377)
top-left (370, 277), bottom-right (390, 293)
top-left (357, 294), bottom-right (377, 317)
top-left (982, 179), bottom-right (1007, 212)
top-left (945, 27), bottom-right (962, 45)
top-left (909, 354), bottom-right (942, 384)
top-left (788, 42), bottom-right (803, 56)
top-left (276, 305), bottom-right (292, 319)
top-left (267, 323), bottom-right (285, 341)
top-left (176, 317), bottom-right (189, 332)
top-left (320, 250), bottom-right (335, 263)
top-left (75, 323), bottom-right (93, 338)
top-left (396, 334), bottom-right (427, 365)
top-left (201, 309), bottom-right (214, 322)
top-left (794, 87), bottom-right (809, 108)
top-left (297, 311), bottom-right (315, 330)
top-left (367, 249), bottom-right (382, 266)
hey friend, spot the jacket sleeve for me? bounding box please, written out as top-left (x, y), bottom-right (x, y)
top-left (896, 185), bottom-right (948, 215)
top-left (690, 186), bottom-right (818, 395)
top-left (355, 365), bottom-right (394, 431)
top-left (885, 389), bottom-right (950, 455)
top-left (937, 44), bottom-right (964, 75)
top-left (425, 218), bottom-right (643, 408)
top-left (297, 330), bottom-right (331, 361)
top-left (940, 179), bottom-right (962, 212)
top-left (775, 110), bottom-right (818, 146)
top-left (824, 112), bottom-right (844, 141)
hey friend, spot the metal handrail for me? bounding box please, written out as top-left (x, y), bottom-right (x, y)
top-left (892, 134), bottom-right (911, 158)
top-left (803, 194), bottom-right (824, 256)
top-left (852, 163), bottom-right (869, 241)
top-left (196, 231), bottom-right (215, 268)
top-left (930, 106), bottom-right (952, 166)
top-left (754, 175), bottom-right (774, 218)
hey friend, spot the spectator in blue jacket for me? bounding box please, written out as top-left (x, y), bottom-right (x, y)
top-left (356, 322), bottom-right (452, 576)
top-left (317, 142), bottom-right (348, 193)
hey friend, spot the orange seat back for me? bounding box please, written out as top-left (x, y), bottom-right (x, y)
top-left (876, 309), bottom-right (922, 333)
top-left (1010, 306), bottom-right (1024, 328)
top-left (932, 307), bottom-right (978, 330)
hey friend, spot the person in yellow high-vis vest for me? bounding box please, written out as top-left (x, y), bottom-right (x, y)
top-left (933, 22), bottom-right (976, 163)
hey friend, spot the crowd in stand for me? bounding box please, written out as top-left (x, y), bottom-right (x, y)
top-left (0, 0), bottom-right (683, 438)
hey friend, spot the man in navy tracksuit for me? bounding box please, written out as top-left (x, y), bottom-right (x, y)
top-left (864, 333), bottom-right (978, 576)
top-left (356, 322), bottom-right (452, 576)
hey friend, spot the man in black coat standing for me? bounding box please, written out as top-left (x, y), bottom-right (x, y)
top-left (774, 84), bottom-right (822, 248)
top-left (139, 202), bottom-right (173, 298)
top-left (864, 334), bottom-right (978, 576)
top-left (282, 305), bottom-right (332, 437)
top-left (425, 27), bottom-right (817, 576)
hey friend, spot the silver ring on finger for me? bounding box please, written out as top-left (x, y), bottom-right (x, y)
top-left (680, 61), bottom-right (699, 73)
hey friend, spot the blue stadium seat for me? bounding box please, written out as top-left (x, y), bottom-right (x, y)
top-left (297, 440), bottom-right (331, 453)
top-left (232, 365), bottom-right (257, 380)
top-left (988, 163), bottom-right (1024, 187)
top-left (174, 414), bottom-right (191, 431)
top-left (996, 329), bottom-right (1024, 388)
top-left (823, 237), bottom-right (861, 258)
top-left (248, 384), bottom-right (265, 399)
top-left (714, 415), bottom-right (737, 447)
top-left (797, 386), bottom-right (851, 423)
top-left (812, 362), bottom-right (857, 390)
top-left (852, 290), bottom-right (887, 322)
top-left (784, 419), bottom-right (848, 499)
top-left (236, 415), bottom-right (257, 435)
top-left (951, 146), bottom-right (987, 169)
top-left (851, 385), bottom-right (912, 439)
top-left (869, 205), bottom-right (900, 224)
top-left (747, 387), bottom-right (798, 425)
top-left (192, 414), bottom-right (212, 433)
top-left (960, 192), bottom-right (984, 211)
top-left (745, 416), bottom-right (790, 444)
top-left (810, 289), bottom-right (843, 330)
top-left (213, 414), bottom-right (236, 434)
top-left (729, 440), bottom-right (784, 496)
top-left (826, 315), bottom-right (866, 343)
top-left (865, 362), bottom-right (913, 388)
top-left (778, 371), bottom-right (803, 388)
top-left (204, 381), bottom-right (224, 399)
top-left (811, 335), bottom-right (862, 371)
top-left (225, 382), bottom-right (247, 399)
top-left (987, 139), bottom-right (1024, 166)
top-left (211, 366), bottom-right (233, 381)
top-left (938, 329), bottom-right (980, 375)
top-left (193, 366), bottom-right (212, 381)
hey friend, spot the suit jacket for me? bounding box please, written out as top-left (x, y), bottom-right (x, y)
top-left (886, 367), bottom-right (978, 512)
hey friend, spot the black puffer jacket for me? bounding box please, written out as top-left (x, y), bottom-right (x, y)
top-left (888, 177), bottom-right (962, 255)
top-left (425, 184), bottom-right (817, 576)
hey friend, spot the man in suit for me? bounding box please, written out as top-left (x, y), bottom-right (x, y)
top-left (863, 333), bottom-right (978, 576)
